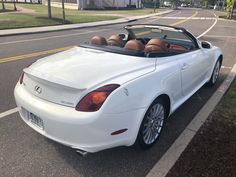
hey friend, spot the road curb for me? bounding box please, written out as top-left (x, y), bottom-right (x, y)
top-left (0, 10), bottom-right (173, 36)
top-left (146, 63), bottom-right (236, 177)
top-left (218, 18), bottom-right (236, 23)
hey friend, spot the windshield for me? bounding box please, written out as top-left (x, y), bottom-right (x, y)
top-left (130, 26), bottom-right (192, 43)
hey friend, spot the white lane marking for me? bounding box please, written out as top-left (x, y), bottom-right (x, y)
top-left (0, 107), bottom-right (19, 119)
top-left (146, 11), bottom-right (182, 23)
top-left (204, 35), bottom-right (236, 39)
top-left (197, 11), bottom-right (217, 39)
top-left (147, 10), bottom-right (198, 24)
top-left (222, 66), bottom-right (233, 69)
top-left (0, 29), bottom-right (111, 45)
top-left (165, 10), bottom-right (182, 17)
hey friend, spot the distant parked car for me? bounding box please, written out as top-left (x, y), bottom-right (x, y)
top-left (164, 1), bottom-right (172, 7)
top-left (14, 24), bottom-right (223, 154)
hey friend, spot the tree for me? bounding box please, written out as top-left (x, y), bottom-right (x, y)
top-left (171, 0), bottom-right (179, 9)
top-left (48, 0), bottom-right (52, 18)
top-left (154, 0), bottom-right (158, 12)
top-left (61, 0), bottom-right (66, 23)
top-left (226, 0), bottom-right (234, 19)
top-left (1, 0), bottom-right (5, 10)
top-left (13, 0), bottom-right (17, 11)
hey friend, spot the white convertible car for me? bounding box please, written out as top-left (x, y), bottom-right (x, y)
top-left (14, 24), bottom-right (223, 154)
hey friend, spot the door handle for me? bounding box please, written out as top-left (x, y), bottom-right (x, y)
top-left (181, 63), bottom-right (190, 70)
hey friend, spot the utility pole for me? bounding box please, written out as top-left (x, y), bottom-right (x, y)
top-left (62, 0), bottom-right (66, 24)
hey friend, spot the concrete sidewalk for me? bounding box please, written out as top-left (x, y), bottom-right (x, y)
top-left (0, 9), bottom-right (173, 36)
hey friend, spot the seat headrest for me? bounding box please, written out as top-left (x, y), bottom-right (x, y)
top-left (145, 38), bottom-right (168, 52)
top-left (91, 36), bottom-right (107, 45)
top-left (107, 35), bottom-right (123, 47)
top-left (124, 40), bottom-right (145, 52)
top-left (144, 45), bottom-right (163, 53)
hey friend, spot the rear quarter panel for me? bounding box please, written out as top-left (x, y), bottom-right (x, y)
top-left (102, 55), bottom-right (182, 116)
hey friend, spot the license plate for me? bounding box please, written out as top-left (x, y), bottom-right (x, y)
top-left (25, 110), bottom-right (44, 130)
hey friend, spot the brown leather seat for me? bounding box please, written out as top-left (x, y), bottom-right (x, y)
top-left (107, 35), bottom-right (123, 47)
top-left (91, 36), bottom-right (107, 46)
top-left (124, 40), bottom-right (145, 52)
top-left (144, 38), bottom-right (168, 53)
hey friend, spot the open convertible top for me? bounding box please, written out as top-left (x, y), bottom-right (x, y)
top-left (80, 24), bottom-right (199, 58)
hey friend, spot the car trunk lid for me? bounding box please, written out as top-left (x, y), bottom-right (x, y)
top-left (22, 46), bottom-right (156, 107)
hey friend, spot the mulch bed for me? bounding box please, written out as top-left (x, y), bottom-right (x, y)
top-left (166, 79), bottom-right (236, 177)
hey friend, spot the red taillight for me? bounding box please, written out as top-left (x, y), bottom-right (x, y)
top-left (19, 64), bottom-right (32, 84)
top-left (76, 84), bottom-right (120, 112)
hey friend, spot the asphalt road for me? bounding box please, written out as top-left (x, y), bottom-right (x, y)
top-left (0, 8), bottom-right (236, 177)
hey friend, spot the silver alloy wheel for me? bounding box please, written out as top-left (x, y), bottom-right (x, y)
top-left (142, 103), bottom-right (165, 145)
top-left (212, 60), bottom-right (220, 84)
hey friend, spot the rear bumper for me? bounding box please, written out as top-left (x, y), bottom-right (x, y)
top-left (14, 83), bottom-right (145, 152)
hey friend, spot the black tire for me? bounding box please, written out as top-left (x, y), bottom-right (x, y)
top-left (206, 59), bottom-right (221, 87)
top-left (135, 98), bottom-right (168, 150)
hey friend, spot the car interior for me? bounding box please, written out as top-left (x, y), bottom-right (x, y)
top-left (81, 25), bottom-right (199, 58)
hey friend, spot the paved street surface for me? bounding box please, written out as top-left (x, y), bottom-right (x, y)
top-left (0, 8), bottom-right (236, 177)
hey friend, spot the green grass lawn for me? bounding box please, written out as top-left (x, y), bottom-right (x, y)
top-left (0, 3), bottom-right (119, 29)
top-left (0, 13), bottom-right (118, 29)
top-left (19, 4), bottom-right (163, 16)
top-left (0, 3), bottom-right (164, 29)
top-left (223, 78), bottom-right (236, 122)
top-left (0, 3), bottom-right (15, 12)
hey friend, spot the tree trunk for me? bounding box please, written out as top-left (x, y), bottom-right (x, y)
top-left (232, 0), bottom-right (235, 16)
top-left (1, 0), bottom-right (5, 10)
top-left (154, 0), bottom-right (158, 12)
top-left (48, 0), bottom-right (52, 18)
top-left (61, 0), bottom-right (66, 24)
top-left (13, 0), bottom-right (17, 11)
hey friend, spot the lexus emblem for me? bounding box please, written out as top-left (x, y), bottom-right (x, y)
top-left (34, 85), bottom-right (42, 94)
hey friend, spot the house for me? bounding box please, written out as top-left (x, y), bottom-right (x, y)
top-left (48, 0), bottom-right (141, 10)
top-left (77, 0), bottom-right (142, 9)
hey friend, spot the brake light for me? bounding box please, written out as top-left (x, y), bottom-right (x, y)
top-left (19, 64), bottom-right (32, 84)
top-left (76, 84), bottom-right (120, 112)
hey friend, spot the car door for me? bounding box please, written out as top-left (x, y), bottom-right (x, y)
top-left (180, 49), bottom-right (211, 96)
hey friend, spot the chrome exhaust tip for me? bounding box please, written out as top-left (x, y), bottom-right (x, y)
top-left (76, 149), bottom-right (88, 156)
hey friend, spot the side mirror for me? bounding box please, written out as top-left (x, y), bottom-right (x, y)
top-left (201, 41), bottom-right (211, 49)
